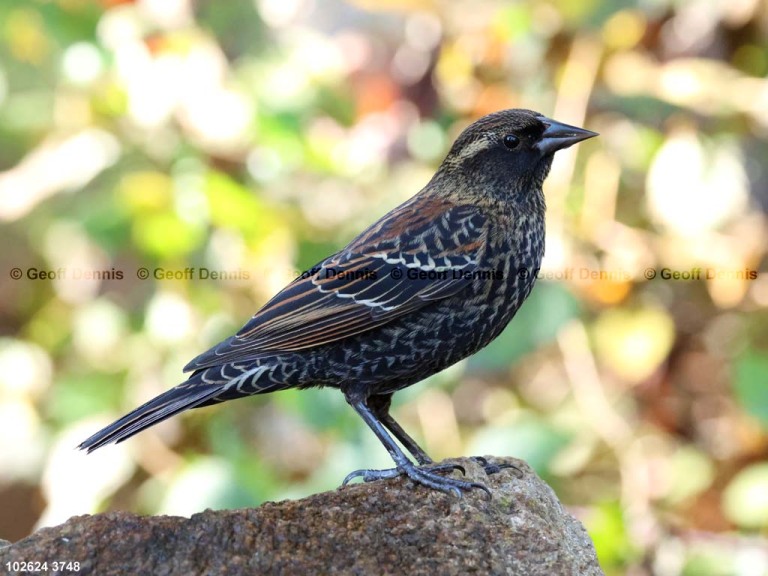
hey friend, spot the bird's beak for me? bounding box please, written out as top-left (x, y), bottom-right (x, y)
top-left (536, 118), bottom-right (598, 156)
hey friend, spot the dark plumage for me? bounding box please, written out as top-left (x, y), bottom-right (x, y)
top-left (80, 109), bottom-right (597, 496)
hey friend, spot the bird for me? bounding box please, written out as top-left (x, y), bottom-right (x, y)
top-left (79, 109), bottom-right (597, 497)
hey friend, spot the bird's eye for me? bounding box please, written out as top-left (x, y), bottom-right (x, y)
top-left (503, 134), bottom-right (520, 150)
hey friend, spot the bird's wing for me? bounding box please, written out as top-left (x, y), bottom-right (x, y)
top-left (184, 199), bottom-right (489, 371)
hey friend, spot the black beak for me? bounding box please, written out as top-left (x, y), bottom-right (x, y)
top-left (536, 118), bottom-right (598, 156)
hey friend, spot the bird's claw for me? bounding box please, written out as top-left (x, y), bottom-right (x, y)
top-left (471, 456), bottom-right (523, 478)
top-left (342, 467), bottom-right (400, 485)
top-left (342, 461), bottom-right (490, 498)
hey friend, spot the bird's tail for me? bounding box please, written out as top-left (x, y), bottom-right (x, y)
top-left (78, 381), bottom-right (224, 453)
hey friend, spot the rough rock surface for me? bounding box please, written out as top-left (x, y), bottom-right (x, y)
top-left (1, 457), bottom-right (603, 575)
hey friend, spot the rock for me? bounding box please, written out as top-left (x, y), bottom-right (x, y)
top-left (0, 457), bottom-right (603, 575)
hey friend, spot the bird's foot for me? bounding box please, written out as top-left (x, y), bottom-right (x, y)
top-left (471, 456), bottom-right (523, 478)
top-left (342, 461), bottom-right (490, 498)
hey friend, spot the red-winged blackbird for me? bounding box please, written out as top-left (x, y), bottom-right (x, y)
top-left (80, 109), bottom-right (596, 496)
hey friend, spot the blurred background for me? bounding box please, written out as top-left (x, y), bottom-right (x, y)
top-left (0, 0), bottom-right (767, 573)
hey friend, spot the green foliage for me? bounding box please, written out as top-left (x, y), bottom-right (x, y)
top-left (733, 350), bottom-right (768, 429)
top-left (585, 501), bottom-right (635, 572)
top-left (47, 372), bottom-right (126, 427)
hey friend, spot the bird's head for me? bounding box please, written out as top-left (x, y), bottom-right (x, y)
top-left (436, 109), bottom-right (597, 208)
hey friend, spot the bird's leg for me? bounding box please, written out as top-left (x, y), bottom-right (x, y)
top-left (368, 394), bottom-right (466, 476)
top-left (369, 395), bottom-right (514, 479)
top-left (342, 393), bottom-right (490, 498)
top-left (367, 394), bottom-right (433, 466)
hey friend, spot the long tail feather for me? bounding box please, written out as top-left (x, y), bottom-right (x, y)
top-left (78, 383), bottom-right (223, 453)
